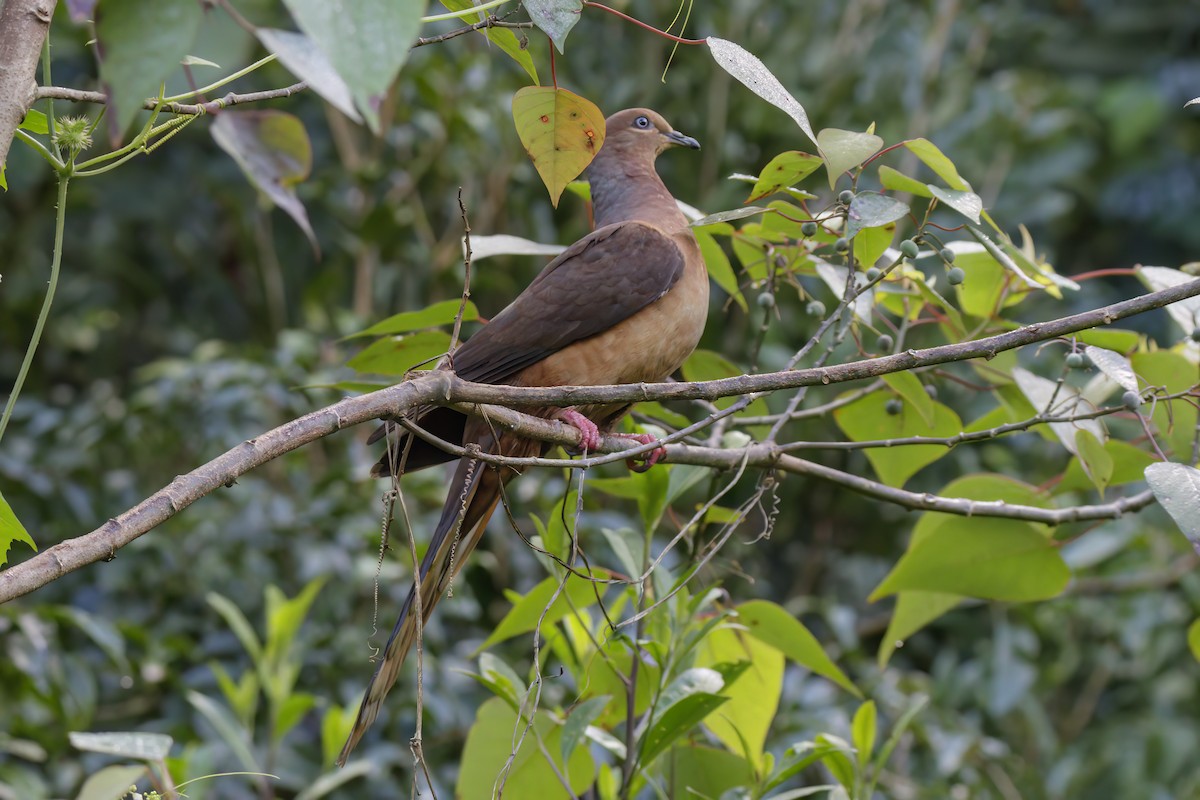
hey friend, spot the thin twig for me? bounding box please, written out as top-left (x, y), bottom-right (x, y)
top-left (37, 82), bottom-right (309, 116)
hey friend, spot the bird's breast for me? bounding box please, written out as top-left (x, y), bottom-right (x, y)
top-left (528, 231), bottom-right (709, 391)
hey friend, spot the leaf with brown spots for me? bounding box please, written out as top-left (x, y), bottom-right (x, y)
top-left (512, 86), bottom-right (605, 207)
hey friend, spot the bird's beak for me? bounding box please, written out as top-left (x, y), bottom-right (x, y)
top-left (664, 130), bottom-right (701, 150)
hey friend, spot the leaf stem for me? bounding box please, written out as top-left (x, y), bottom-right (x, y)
top-left (421, 0), bottom-right (511, 23)
top-left (162, 54), bottom-right (278, 102)
top-left (0, 173), bottom-right (70, 444)
top-left (581, 1), bottom-right (706, 45)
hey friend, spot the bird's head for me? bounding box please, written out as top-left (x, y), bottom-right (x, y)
top-left (602, 108), bottom-right (701, 161)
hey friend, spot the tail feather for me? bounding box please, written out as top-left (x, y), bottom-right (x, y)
top-left (339, 423), bottom-right (539, 765)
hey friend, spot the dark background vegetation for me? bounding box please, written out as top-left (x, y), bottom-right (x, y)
top-left (3, 0), bottom-right (1200, 797)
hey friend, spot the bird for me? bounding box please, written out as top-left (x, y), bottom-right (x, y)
top-left (338, 107), bottom-right (707, 765)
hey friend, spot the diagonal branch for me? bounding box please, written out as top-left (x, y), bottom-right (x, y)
top-left (2, 279), bottom-right (1197, 603)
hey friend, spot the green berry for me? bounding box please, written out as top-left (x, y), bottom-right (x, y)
top-left (899, 239), bottom-right (920, 260)
top-left (806, 300), bottom-right (826, 317)
top-left (838, 189), bottom-right (855, 204)
top-left (1066, 352), bottom-right (1085, 370)
top-left (800, 221), bottom-right (818, 237)
top-left (947, 266), bottom-right (965, 286)
top-left (924, 384), bottom-right (938, 399)
top-left (876, 334), bottom-right (894, 351)
top-left (1191, 327), bottom-right (1200, 343)
top-left (1122, 390), bottom-right (1142, 410)
top-left (940, 248), bottom-right (956, 264)
top-left (885, 398), bottom-right (903, 415)
top-left (834, 237), bottom-right (850, 253)
top-left (865, 267), bottom-right (881, 281)
top-left (757, 292), bottom-right (776, 308)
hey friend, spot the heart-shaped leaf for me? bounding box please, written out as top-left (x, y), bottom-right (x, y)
top-left (818, 128), bottom-right (883, 189)
top-left (525, 0), bottom-right (583, 53)
top-left (512, 87), bottom-right (605, 207)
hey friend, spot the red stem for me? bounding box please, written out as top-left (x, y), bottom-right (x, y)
top-left (1071, 268), bottom-right (1139, 282)
top-left (581, 1), bottom-right (706, 45)
top-left (549, 37), bottom-right (558, 88)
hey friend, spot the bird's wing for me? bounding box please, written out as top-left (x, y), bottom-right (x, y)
top-left (451, 220), bottom-right (686, 385)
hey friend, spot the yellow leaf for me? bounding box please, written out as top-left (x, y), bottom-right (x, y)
top-left (512, 86), bottom-right (605, 207)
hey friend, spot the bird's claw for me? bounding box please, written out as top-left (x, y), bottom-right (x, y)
top-left (618, 432), bottom-right (666, 472)
top-left (556, 408), bottom-right (603, 453)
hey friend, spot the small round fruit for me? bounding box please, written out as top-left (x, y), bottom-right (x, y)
top-left (876, 334), bottom-right (895, 351)
top-left (865, 267), bottom-right (881, 281)
top-left (757, 292), bottom-right (776, 308)
top-left (834, 237), bottom-right (850, 253)
top-left (838, 189), bottom-right (855, 204)
top-left (1066, 352), bottom-right (1085, 369)
top-left (801, 221), bottom-right (818, 237)
top-left (924, 384), bottom-right (938, 399)
top-left (947, 266), bottom-right (965, 285)
top-left (885, 398), bottom-right (903, 415)
top-left (940, 248), bottom-right (956, 264)
top-left (1122, 390), bottom-right (1142, 410)
top-left (806, 300), bottom-right (826, 317)
top-left (899, 239), bottom-right (920, 260)
top-left (1191, 327), bottom-right (1200, 343)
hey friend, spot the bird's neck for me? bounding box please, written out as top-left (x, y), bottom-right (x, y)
top-left (589, 156), bottom-right (688, 231)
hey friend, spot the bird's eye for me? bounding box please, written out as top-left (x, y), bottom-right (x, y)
top-left (634, 115), bottom-right (651, 129)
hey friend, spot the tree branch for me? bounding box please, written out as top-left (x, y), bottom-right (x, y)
top-left (2, 279), bottom-right (1197, 603)
top-left (0, 0), bottom-right (56, 172)
top-left (36, 81), bottom-right (310, 116)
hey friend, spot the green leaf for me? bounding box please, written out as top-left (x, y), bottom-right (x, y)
top-left (640, 692), bottom-right (729, 767)
top-left (681, 350), bottom-right (767, 418)
top-left (904, 138), bottom-right (970, 190)
top-left (211, 111), bottom-right (316, 248)
top-left (1189, 620), bottom-right (1200, 663)
top-left (19, 109), bottom-right (49, 135)
top-left (878, 165), bottom-right (931, 197)
top-left (697, 625), bottom-right (783, 768)
top-left (1136, 266), bottom-right (1200, 338)
top-left (1145, 462), bottom-right (1200, 549)
top-left (458, 697), bottom-right (595, 799)
top-left (472, 234), bottom-right (566, 261)
top-left (814, 733), bottom-right (857, 788)
top-left (282, 0), bottom-right (424, 132)
top-left (1073, 328), bottom-right (1141, 354)
top-left (736, 600), bottom-right (860, 697)
top-left (96, 0), bottom-right (204, 143)
top-left (440, 0), bottom-right (538, 81)
top-left (479, 569), bottom-right (609, 650)
top-left (264, 578), bottom-right (324, 668)
top-left (470, 652), bottom-right (526, 712)
top-left (1074, 429), bottom-right (1113, 496)
top-left (696, 227), bottom-right (746, 311)
top-left (851, 701), bottom-right (877, 768)
top-left (1058, 439), bottom-right (1155, 494)
top-left (845, 192), bottom-right (909, 239)
top-left (877, 592), bottom-right (960, 668)
top-left (817, 128), bottom-right (884, 189)
top-left (707, 37), bottom-right (818, 148)
top-left (273, 692), bottom-right (316, 741)
top-left (562, 695), bottom-right (610, 762)
top-left (512, 86), bottom-right (605, 207)
top-left (882, 370), bottom-right (935, 426)
top-left (69, 731), bottom-right (173, 760)
top-left (206, 592), bottom-right (263, 662)
top-left (668, 746), bottom-right (756, 800)
top-left (75, 764), bottom-right (149, 800)
top-left (255, 29), bottom-right (361, 122)
top-left (0, 488), bottom-right (36, 567)
top-left (347, 330), bottom-right (451, 375)
top-left (833, 391), bottom-right (962, 487)
top-left (928, 185), bottom-right (982, 223)
top-left (1131, 351), bottom-right (1200, 459)
top-left (1082, 345), bottom-right (1139, 393)
top-left (853, 222), bottom-right (895, 272)
top-left (691, 205), bottom-right (770, 227)
top-left (347, 299), bottom-right (480, 339)
top-left (320, 703), bottom-right (357, 768)
top-left (187, 690), bottom-right (260, 771)
top-left (746, 150), bottom-right (823, 201)
top-left (524, 0), bottom-right (583, 53)
top-left (870, 519), bottom-right (1070, 602)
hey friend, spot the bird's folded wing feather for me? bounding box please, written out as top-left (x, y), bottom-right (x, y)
top-left (450, 220), bottom-right (686, 385)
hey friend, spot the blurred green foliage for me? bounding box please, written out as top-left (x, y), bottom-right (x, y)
top-left (3, 1), bottom-right (1200, 798)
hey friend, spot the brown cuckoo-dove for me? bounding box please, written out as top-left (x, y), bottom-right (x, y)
top-left (338, 107), bottom-right (708, 765)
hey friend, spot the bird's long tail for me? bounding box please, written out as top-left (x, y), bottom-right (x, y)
top-left (338, 426), bottom-right (534, 765)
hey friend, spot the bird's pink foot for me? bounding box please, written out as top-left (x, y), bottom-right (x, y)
top-left (617, 432), bottom-right (666, 472)
top-left (556, 408), bottom-right (603, 453)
